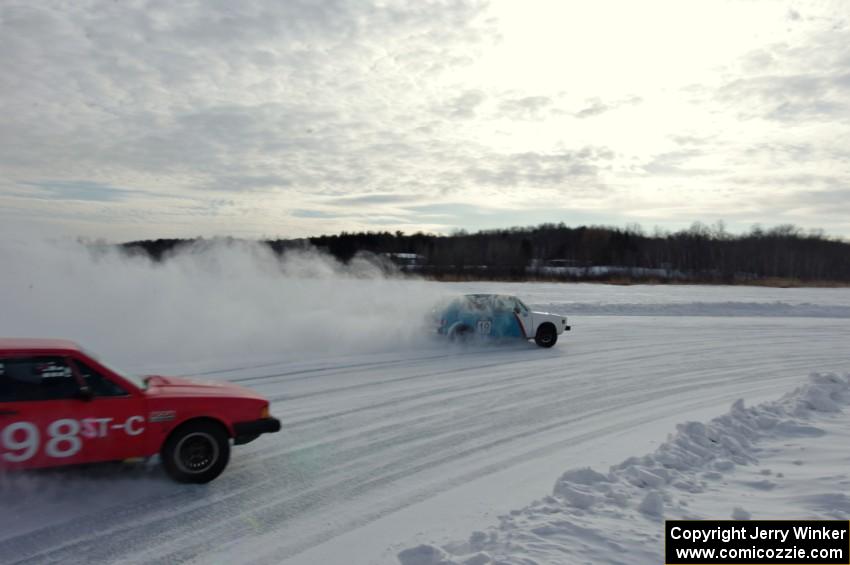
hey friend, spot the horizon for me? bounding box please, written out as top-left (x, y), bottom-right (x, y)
top-left (2, 0), bottom-right (849, 240)
top-left (109, 219), bottom-right (845, 246)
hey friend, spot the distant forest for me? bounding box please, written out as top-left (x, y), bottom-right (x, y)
top-left (121, 222), bottom-right (850, 285)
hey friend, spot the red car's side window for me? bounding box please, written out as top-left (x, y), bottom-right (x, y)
top-left (0, 356), bottom-right (81, 402)
top-left (69, 359), bottom-right (129, 397)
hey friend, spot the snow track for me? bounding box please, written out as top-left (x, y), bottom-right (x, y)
top-left (2, 315), bottom-right (849, 564)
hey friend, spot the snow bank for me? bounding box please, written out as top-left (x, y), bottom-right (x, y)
top-left (398, 372), bottom-right (850, 565)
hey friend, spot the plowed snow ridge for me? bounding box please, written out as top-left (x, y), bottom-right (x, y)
top-left (398, 373), bottom-right (850, 565)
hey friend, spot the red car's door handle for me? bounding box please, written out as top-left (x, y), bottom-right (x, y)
top-left (0, 410), bottom-right (18, 416)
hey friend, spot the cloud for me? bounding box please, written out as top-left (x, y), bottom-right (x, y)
top-left (330, 193), bottom-right (424, 205)
top-left (497, 96), bottom-right (553, 120)
top-left (731, 187), bottom-right (850, 233)
top-left (642, 149), bottom-right (720, 177)
top-left (729, 171), bottom-right (848, 192)
top-left (404, 202), bottom-right (490, 219)
top-left (202, 174), bottom-right (294, 192)
top-left (0, 1), bottom-right (495, 212)
top-left (742, 142), bottom-right (815, 164)
top-left (575, 96), bottom-right (641, 119)
top-left (2, 0), bottom-right (850, 238)
top-left (718, 73), bottom-right (848, 122)
top-left (790, 189), bottom-right (850, 215)
top-left (20, 181), bottom-right (140, 202)
top-left (465, 148), bottom-right (615, 189)
top-left (716, 28), bottom-right (850, 123)
top-left (575, 99), bottom-right (611, 119)
top-left (291, 209), bottom-right (345, 219)
top-left (670, 135), bottom-right (713, 146)
top-left (432, 90), bottom-right (486, 119)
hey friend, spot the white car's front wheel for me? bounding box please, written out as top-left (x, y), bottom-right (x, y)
top-left (534, 324), bottom-right (557, 348)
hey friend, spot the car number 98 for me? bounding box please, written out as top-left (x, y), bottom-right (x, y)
top-left (1, 416), bottom-right (145, 462)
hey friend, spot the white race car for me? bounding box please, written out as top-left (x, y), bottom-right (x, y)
top-left (435, 294), bottom-right (571, 347)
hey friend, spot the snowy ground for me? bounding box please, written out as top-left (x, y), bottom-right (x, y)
top-left (1, 243), bottom-right (849, 564)
top-left (398, 373), bottom-right (850, 565)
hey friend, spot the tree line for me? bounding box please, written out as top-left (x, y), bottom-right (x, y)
top-left (121, 221), bottom-right (850, 284)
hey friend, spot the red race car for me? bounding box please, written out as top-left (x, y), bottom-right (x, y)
top-left (0, 338), bottom-right (281, 483)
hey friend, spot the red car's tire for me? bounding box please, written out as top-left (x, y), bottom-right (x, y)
top-left (161, 420), bottom-right (230, 483)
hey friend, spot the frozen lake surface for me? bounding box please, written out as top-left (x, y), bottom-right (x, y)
top-left (1, 279), bottom-right (848, 564)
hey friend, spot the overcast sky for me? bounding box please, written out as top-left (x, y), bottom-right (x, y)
top-left (1, 0), bottom-right (848, 240)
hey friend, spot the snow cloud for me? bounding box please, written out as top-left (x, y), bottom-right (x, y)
top-left (0, 237), bottom-right (446, 369)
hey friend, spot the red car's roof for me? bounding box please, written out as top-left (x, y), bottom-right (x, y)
top-left (0, 338), bottom-right (82, 353)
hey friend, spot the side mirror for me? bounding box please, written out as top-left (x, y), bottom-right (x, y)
top-left (77, 385), bottom-right (94, 401)
top-left (514, 307), bottom-right (521, 314)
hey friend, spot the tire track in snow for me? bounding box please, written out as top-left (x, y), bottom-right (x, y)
top-left (2, 317), bottom-right (848, 564)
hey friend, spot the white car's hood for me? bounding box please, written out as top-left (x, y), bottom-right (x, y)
top-left (531, 310), bottom-right (570, 333)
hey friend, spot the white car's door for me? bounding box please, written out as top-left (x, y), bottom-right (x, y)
top-left (511, 298), bottom-right (533, 337)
